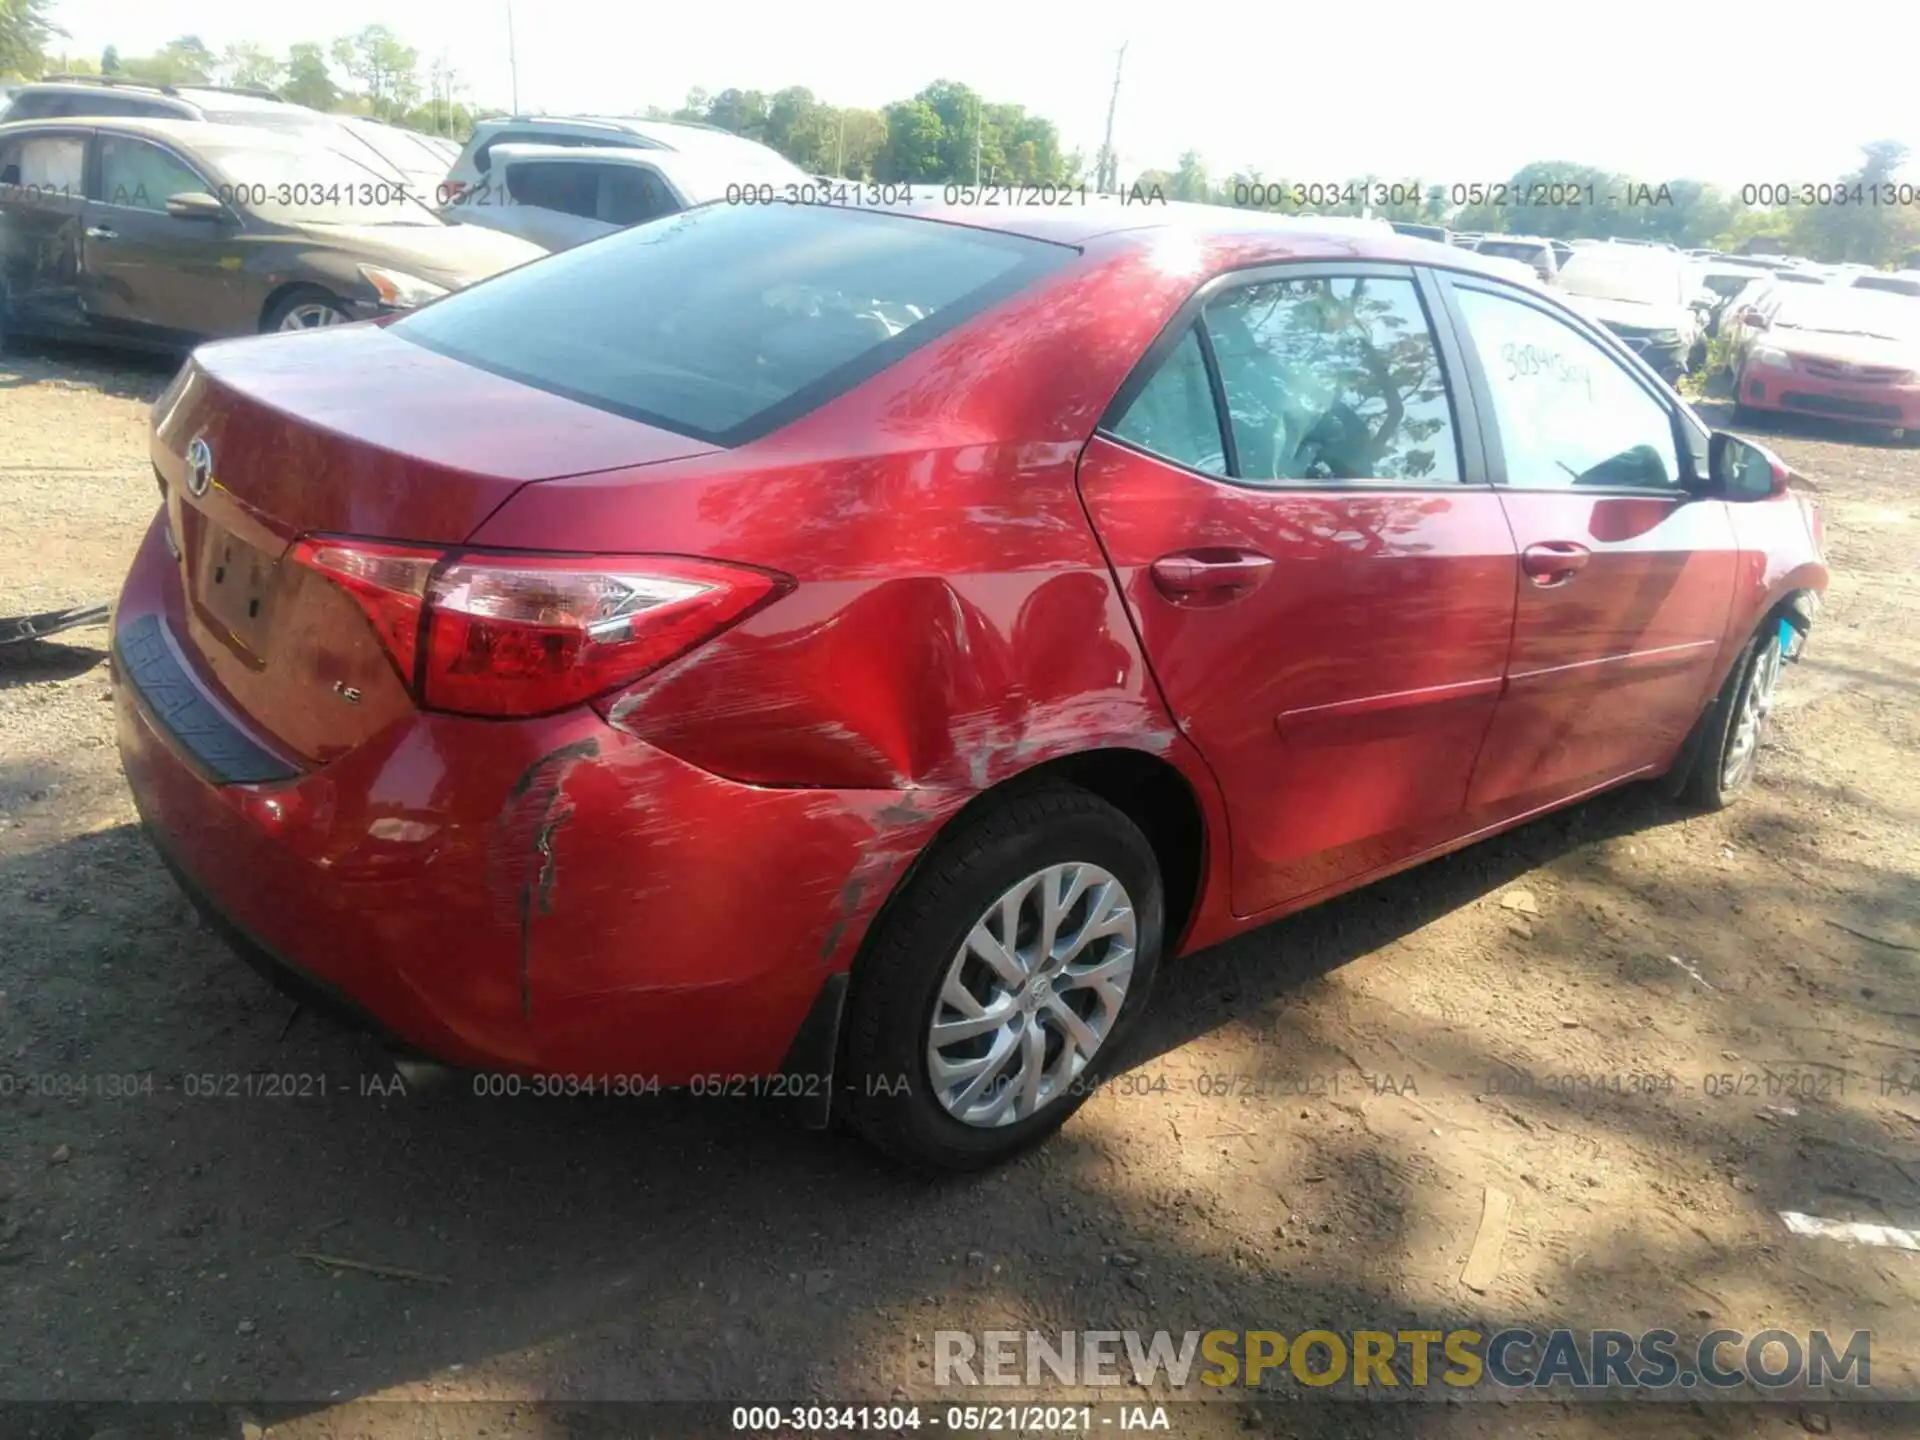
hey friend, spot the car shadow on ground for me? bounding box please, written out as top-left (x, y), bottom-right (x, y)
top-left (0, 337), bottom-right (179, 401)
top-left (0, 639), bottom-right (110, 691)
top-left (13, 765), bottom-right (1910, 1437)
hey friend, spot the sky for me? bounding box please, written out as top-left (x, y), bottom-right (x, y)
top-left (44, 0), bottom-right (1919, 189)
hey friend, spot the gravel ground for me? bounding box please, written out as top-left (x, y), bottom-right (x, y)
top-left (1, 339), bottom-right (1917, 1440)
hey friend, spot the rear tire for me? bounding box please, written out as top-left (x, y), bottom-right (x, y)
top-left (263, 288), bottom-right (350, 333)
top-left (1677, 628), bottom-right (1785, 811)
top-left (842, 783), bottom-right (1164, 1173)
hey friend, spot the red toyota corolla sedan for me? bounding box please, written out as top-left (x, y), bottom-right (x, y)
top-left (116, 200), bottom-right (1828, 1170)
top-left (1723, 282), bottom-right (1920, 438)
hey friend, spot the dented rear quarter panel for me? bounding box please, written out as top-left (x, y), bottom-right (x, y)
top-left (463, 237), bottom-right (1207, 796)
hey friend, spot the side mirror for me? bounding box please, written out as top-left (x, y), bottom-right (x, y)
top-left (1735, 307), bottom-right (1768, 330)
top-left (1709, 430), bottom-right (1791, 501)
top-left (165, 191), bottom-right (230, 222)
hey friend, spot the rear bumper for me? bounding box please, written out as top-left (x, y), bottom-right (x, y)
top-left (1739, 369), bottom-right (1920, 427)
top-left (113, 518), bottom-right (956, 1081)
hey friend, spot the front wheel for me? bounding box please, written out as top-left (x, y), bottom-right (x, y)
top-left (1678, 628), bottom-right (1786, 810)
top-left (264, 288), bottom-right (350, 333)
top-left (842, 784), bottom-right (1164, 1172)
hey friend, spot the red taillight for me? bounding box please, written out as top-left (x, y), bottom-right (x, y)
top-left (292, 539), bottom-right (786, 718)
top-left (290, 538), bottom-right (440, 680)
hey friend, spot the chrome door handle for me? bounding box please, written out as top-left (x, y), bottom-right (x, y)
top-left (85, 226), bottom-right (118, 241)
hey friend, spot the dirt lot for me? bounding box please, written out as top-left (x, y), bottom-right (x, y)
top-left (1, 340), bottom-right (1917, 1440)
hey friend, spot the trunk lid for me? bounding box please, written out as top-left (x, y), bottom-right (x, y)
top-left (151, 322), bottom-right (718, 764)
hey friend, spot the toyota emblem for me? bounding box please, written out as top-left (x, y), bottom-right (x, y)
top-left (185, 437), bottom-right (214, 498)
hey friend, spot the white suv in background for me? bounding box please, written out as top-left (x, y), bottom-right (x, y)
top-left (447, 143), bottom-right (803, 251)
top-left (437, 115), bottom-right (809, 209)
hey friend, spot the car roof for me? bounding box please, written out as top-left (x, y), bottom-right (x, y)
top-left (11, 78), bottom-right (305, 110)
top-left (0, 114), bottom-right (331, 155)
top-left (792, 199), bottom-right (1541, 282)
top-left (477, 115), bottom-right (747, 148)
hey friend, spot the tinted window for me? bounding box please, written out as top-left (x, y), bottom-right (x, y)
top-left (504, 161), bottom-right (599, 217)
top-left (601, 166), bottom-right (678, 225)
top-left (97, 136), bottom-right (206, 212)
top-left (1203, 276), bottom-right (1461, 484)
top-left (1110, 328), bottom-right (1226, 475)
top-left (393, 203), bottom-right (1071, 445)
top-left (1453, 286), bottom-right (1680, 490)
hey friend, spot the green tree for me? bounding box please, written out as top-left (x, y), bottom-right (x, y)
top-left (99, 44), bottom-right (120, 75)
top-left (877, 99), bottom-right (944, 182)
top-left (0, 0), bottom-right (62, 78)
top-left (1792, 141), bottom-right (1915, 262)
top-left (705, 88), bottom-right (769, 140)
top-left (280, 42), bottom-right (339, 110)
top-left (330, 25), bottom-right (419, 119)
top-left (672, 87), bottom-right (711, 123)
top-left (833, 108), bottom-right (887, 180)
top-left (1170, 150), bottom-right (1209, 203)
top-left (119, 35), bottom-right (216, 86)
top-left (404, 99), bottom-right (473, 140)
top-left (221, 42), bottom-right (282, 92)
top-left (763, 86), bottom-right (819, 157)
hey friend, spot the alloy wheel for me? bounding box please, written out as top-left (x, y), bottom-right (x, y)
top-left (925, 862), bottom-right (1137, 1128)
top-left (1722, 638), bottom-right (1783, 789)
top-left (279, 303), bottom-right (346, 331)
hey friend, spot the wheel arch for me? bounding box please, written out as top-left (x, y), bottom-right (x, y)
top-left (843, 745), bottom-right (1216, 997)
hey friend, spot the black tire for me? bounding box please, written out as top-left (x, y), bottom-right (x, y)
top-left (842, 783), bottom-right (1165, 1173)
top-left (1676, 628), bottom-right (1783, 811)
top-left (262, 287), bottom-right (349, 333)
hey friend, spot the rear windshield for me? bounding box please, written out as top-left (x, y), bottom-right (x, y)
top-left (391, 201), bottom-right (1074, 445)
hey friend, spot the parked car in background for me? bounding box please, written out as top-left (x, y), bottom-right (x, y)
top-left (1464, 252), bottom-right (1543, 287)
top-left (1556, 247), bottom-right (1715, 379)
top-left (1, 76), bottom-right (315, 128)
top-left (1389, 221), bottom-right (1450, 244)
top-left (1697, 260), bottom-right (1777, 334)
top-left (439, 115), bottom-right (810, 208)
top-left (1723, 283), bottom-right (1920, 436)
top-left (1849, 269), bottom-right (1920, 298)
top-left (331, 116), bottom-right (462, 200)
top-left (0, 75), bottom-right (442, 195)
top-left (115, 200), bottom-right (1824, 1170)
top-left (444, 142), bottom-right (791, 251)
top-left (0, 118), bottom-right (544, 351)
top-left (1472, 234), bottom-right (1572, 284)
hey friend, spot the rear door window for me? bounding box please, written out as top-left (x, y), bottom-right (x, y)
top-left (1204, 275), bottom-right (1462, 484)
top-left (600, 165), bottom-right (678, 225)
top-left (392, 202), bottom-right (1073, 445)
top-left (503, 160), bottom-right (599, 217)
